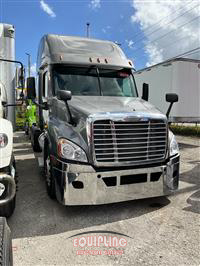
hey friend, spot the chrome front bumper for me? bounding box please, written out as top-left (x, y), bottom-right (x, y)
top-left (53, 155), bottom-right (179, 205)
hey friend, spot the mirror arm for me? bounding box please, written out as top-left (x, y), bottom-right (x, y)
top-left (3, 100), bottom-right (24, 107)
top-left (0, 58), bottom-right (25, 104)
top-left (4, 103), bottom-right (22, 107)
top-left (0, 59), bottom-right (24, 87)
top-left (166, 103), bottom-right (173, 118)
top-left (64, 102), bottom-right (76, 126)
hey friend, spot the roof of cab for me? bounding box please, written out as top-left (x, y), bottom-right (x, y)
top-left (37, 34), bottom-right (133, 69)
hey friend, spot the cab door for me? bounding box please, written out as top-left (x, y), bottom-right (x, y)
top-left (43, 71), bottom-right (49, 126)
top-left (39, 69), bottom-right (50, 128)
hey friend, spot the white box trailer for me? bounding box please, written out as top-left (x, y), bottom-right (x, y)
top-left (134, 58), bottom-right (200, 123)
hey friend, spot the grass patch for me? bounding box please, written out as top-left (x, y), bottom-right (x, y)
top-left (170, 124), bottom-right (200, 137)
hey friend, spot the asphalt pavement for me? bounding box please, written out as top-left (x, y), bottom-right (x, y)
top-left (8, 132), bottom-right (200, 266)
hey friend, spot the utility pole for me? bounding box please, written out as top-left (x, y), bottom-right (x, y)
top-left (86, 23), bottom-right (90, 38)
top-left (25, 53), bottom-right (31, 77)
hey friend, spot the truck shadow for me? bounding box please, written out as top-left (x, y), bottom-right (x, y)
top-left (178, 142), bottom-right (199, 150)
top-left (8, 146), bottom-right (170, 239)
top-left (176, 140), bottom-right (200, 214)
top-left (179, 163), bottom-right (200, 214)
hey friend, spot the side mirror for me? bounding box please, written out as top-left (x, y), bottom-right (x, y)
top-left (27, 77), bottom-right (36, 100)
top-left (57, 90), bottom-right (72, 102)
top-left (142, 83), bottom-right (149, 101)
top-left (166, 93), bottom-right (178, 103)
top-left (166, 93), bottom-right (178, 118)
top-left (57, 90), bottom-right (74, 126)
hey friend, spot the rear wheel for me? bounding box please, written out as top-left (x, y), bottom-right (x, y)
top-left (44, 145), bottom-right (56, 199)
top-left (0, 217), bottom-right (13, 266)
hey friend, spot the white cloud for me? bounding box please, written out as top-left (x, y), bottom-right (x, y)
top-left (40, 0), bottom-right (56, 18)
top-left (30, 63), bottom-right (36, 77)
top-left (102, 25), bottom-right (111, 34)
top-left (145, 44), bottom-right (163, 67)
top-left (126, 39), bottom-right (134, 49)
top-left (131, 0), bottom-right (200, 66)
top-left (89, 0), bottom-right (101, 10)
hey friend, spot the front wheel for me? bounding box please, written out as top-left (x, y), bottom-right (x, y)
top-left (44, 145), bottom-right (56, 199)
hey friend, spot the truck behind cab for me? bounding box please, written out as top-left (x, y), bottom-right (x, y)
top-left (0, 24), bottom-right (17, 217)
top-left (28, 34), bottom-right (180, 205)
top-left (0, 23), bottom-right (24, 217)
top-left (134, 58), bottom-right (200, 123)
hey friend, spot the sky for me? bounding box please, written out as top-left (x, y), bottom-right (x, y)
top-left (0, 0), bottom-right (199, 76)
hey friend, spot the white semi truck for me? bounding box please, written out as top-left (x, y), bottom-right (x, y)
top-left (134, 58), bottom-right (200, 123)
top-left (0, 23), bottom-right (24, 219)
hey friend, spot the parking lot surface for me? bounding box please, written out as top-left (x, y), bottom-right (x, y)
top-left (9, 132), bottom-right (200, 266)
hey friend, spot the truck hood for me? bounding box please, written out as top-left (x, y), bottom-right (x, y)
top-left (52, 96), bottom-right (167, 153)
top-left (69, 96), bottom-right (165, 118)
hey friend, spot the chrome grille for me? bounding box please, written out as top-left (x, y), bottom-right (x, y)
top-left (92, 119), bottom-right (167, 165)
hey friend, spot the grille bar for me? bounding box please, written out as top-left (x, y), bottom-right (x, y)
top-left (94, 140), bottom-right (166, 146)
top-left (94, 123), bottom-right (165, 126)
top-left (94, 136), bottom-right (166, 141)
top-left (94, 132), bottom-right (166, 136)
top-left (95, 145), bottom-right (166, 151)
top-left (94, 127), bottom-right (166, 131)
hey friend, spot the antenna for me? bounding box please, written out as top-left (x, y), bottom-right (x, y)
top-left (86, 23), bottom-right (90, 38)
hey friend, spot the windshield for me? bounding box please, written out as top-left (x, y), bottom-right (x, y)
top-left (53, 66), bottom-right (137, 97)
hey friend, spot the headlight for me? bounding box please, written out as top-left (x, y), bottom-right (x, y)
top-left (58, 138), bottom-right (88, 163)
top-left (169, 130), bottom-right (179, 156)
top-left (0, 133), bottom-right (8, 148)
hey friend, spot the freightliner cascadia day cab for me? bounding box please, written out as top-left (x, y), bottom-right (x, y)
top-left (27, 34), bottom-right (180, 205)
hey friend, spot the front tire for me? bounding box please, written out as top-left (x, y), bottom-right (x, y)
top-left (44, 145), bottom-right (56, 199)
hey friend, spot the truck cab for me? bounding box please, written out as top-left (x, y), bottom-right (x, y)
top-left (28, 34), bottom-right (180, 205)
